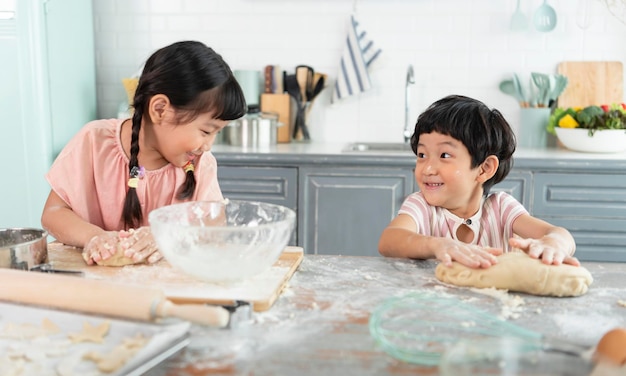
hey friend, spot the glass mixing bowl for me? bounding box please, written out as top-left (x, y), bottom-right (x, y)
top-left (148, 200), bottom-right (295, 282)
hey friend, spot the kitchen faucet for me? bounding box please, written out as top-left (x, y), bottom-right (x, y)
top-left (403, 64), bottom-right (415, 143)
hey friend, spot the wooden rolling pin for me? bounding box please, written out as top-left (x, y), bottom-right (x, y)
top-left (0, 268), bottom-right (229, 327)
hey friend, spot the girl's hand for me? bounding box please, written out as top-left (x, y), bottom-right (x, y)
top-left (433, 237), bottom-right (502, 269)
top-left (83, 231), bottom-right (125, 265)
top-left (82, 228), bottom-right (162, 265)
top-left (508, 236), bottom-right (580, 266)
top-left (121, 227), bottom-right (162, 264)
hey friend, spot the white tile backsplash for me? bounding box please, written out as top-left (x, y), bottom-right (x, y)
top-left (93, 0), bottom-right (626, 144)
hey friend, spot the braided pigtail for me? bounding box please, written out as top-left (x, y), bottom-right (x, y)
top-left (176, 161), bottom-right (196, 200)
top-left (121, 105), bottom-right (145, 229)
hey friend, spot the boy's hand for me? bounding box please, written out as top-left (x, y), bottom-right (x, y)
top-left (508, 237), bottom-right (580, 266)
top-left (434, 238), bottom-right (502, 269)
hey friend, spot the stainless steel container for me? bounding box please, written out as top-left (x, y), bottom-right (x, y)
top-left (223, 111), bottom-right (282, 148)
top-left (0, 228), bottom-right (48, 270)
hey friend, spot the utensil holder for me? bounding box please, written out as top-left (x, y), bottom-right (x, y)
top-left (518, 108), bottom-right (551, 148)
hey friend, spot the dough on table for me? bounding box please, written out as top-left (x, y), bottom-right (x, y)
top-left (435, 251), bottom-right (593, 297)
top-left (82, 245), bottom-right (141, 267)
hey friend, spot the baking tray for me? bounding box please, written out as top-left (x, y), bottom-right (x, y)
top-left (0, 301), bottom-right (190, 375)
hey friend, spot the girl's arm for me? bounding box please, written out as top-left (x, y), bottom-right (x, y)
top-left (42, 190), bottom-right (162, 265)
top-left (41, 190), bottom-right (105, 248)
top-left (378, 214), bottom-right (500, 268)
top-left (509, 214), bottom-right (579, 266)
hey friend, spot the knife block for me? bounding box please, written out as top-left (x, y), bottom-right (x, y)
top-left (261, 93), bottom-right (292, 143)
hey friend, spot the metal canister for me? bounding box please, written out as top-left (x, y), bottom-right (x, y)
top-left (223, 111), bottom-right (280, 148)
top-left (0, 228), bottom-right (48, 270)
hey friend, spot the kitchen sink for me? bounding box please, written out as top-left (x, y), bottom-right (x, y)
top-left (342, 142), bottom-right (414, 154)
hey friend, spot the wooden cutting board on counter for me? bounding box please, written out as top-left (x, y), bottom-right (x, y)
top-left (47, 243), bottom-right (304, 312)
top-left (557, 61), bottom-right (623, 107)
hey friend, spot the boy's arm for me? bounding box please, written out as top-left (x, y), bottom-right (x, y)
top-left (510, 214), bottom-right (579, 266)
top-left (378, 214), bottom-right (435, 259)
top-left (378, 214), bottom-right (500, 268)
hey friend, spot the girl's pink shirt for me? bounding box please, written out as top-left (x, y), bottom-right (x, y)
top-left (45, 118), bottom-right (223, 230)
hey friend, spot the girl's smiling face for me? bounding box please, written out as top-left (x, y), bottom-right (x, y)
top-left (142, 93), bottom-right (230, 169)
top-left (414, 131), bottom-right (487, 217)
top-left (155, 110), bottom-right (228, 168)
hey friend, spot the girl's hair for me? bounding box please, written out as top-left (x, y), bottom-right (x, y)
top-left (410, 95), bottom-right (516, 195)
top-left (122, 40), bottom-right (247, 229)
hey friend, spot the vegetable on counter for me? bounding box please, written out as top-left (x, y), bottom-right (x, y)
top-left (547, 103), bottom-right (626, 136)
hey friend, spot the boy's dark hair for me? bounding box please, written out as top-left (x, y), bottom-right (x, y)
top-left (122, 41), bottom-right (247, 229)
top-left (409, 95), bottom-right (516, 195)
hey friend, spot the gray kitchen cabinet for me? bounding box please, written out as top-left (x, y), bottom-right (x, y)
top-left (213, 146), bottom-right (626, 262)
top-left (299, 167), bottom-right (414, 256)
top-left (217, 166), bottom-right (298, 244)
top-left (491, 171), bottom-right (532, 209)
top-left (532, 172), bottom-right (626, 262)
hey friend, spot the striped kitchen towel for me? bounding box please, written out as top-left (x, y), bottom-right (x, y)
top-left (331, 15), bottom-right (382, 103)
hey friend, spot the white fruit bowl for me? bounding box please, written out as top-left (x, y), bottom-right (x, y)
top-left (149, 200), bottom-right (295, 282)
top-left (555, 128), bottom-right (626, 153)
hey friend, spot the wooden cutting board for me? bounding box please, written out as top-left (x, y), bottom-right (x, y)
top-left (47, 243), bottom-right (304, 312)
top-left (557, 61), bottom-right (623, 107)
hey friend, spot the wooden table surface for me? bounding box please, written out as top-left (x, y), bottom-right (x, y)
top-left (144, 255), bottom-right (626, 376)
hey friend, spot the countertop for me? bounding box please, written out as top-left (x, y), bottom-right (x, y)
top-left (151, 255), bottom-right (626, 375)
top-left (211, 142), bottom-right (626, 170)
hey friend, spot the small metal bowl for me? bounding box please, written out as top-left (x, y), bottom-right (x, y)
top-left (0, 228), bottom-right (49, 270)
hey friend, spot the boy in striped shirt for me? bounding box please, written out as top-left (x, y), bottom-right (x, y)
top-left (378, 95), bottom-right (579, 269)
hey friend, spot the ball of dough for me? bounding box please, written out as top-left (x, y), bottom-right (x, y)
top-left (82, 245), bottom-right (143, 267)
top-left (435, 251), bottom-right (593, 297)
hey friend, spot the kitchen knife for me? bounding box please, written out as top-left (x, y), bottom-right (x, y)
top-left (273, 65), bottom-right (283, 94)
top-left (264, 65), bottom-right (274, 94)
top-left (0, 268), bottom-right (229, 327)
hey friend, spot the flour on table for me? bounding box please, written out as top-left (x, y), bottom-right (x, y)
top-left (469, 287), bottom-right (526, 320)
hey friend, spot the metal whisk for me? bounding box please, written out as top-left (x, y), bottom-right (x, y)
top-left (369, 292), bottom-right (587, 366)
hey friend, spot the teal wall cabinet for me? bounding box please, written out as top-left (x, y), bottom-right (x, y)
top-left (0, 0), bottom-right (96, 228)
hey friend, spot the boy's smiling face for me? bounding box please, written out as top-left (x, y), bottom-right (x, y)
top-left (414, 131), bottom-right (490, 218)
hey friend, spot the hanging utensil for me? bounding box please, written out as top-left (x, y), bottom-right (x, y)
top-left (533, 0), bottom-right (557, 32)
top-left (576, 0), bottom-right (592, 29)
top-left (510, 0), bottom-right (528, 31)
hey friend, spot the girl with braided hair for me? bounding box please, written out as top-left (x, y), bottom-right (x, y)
top-left (42, 41), bottom-right (246, 265)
